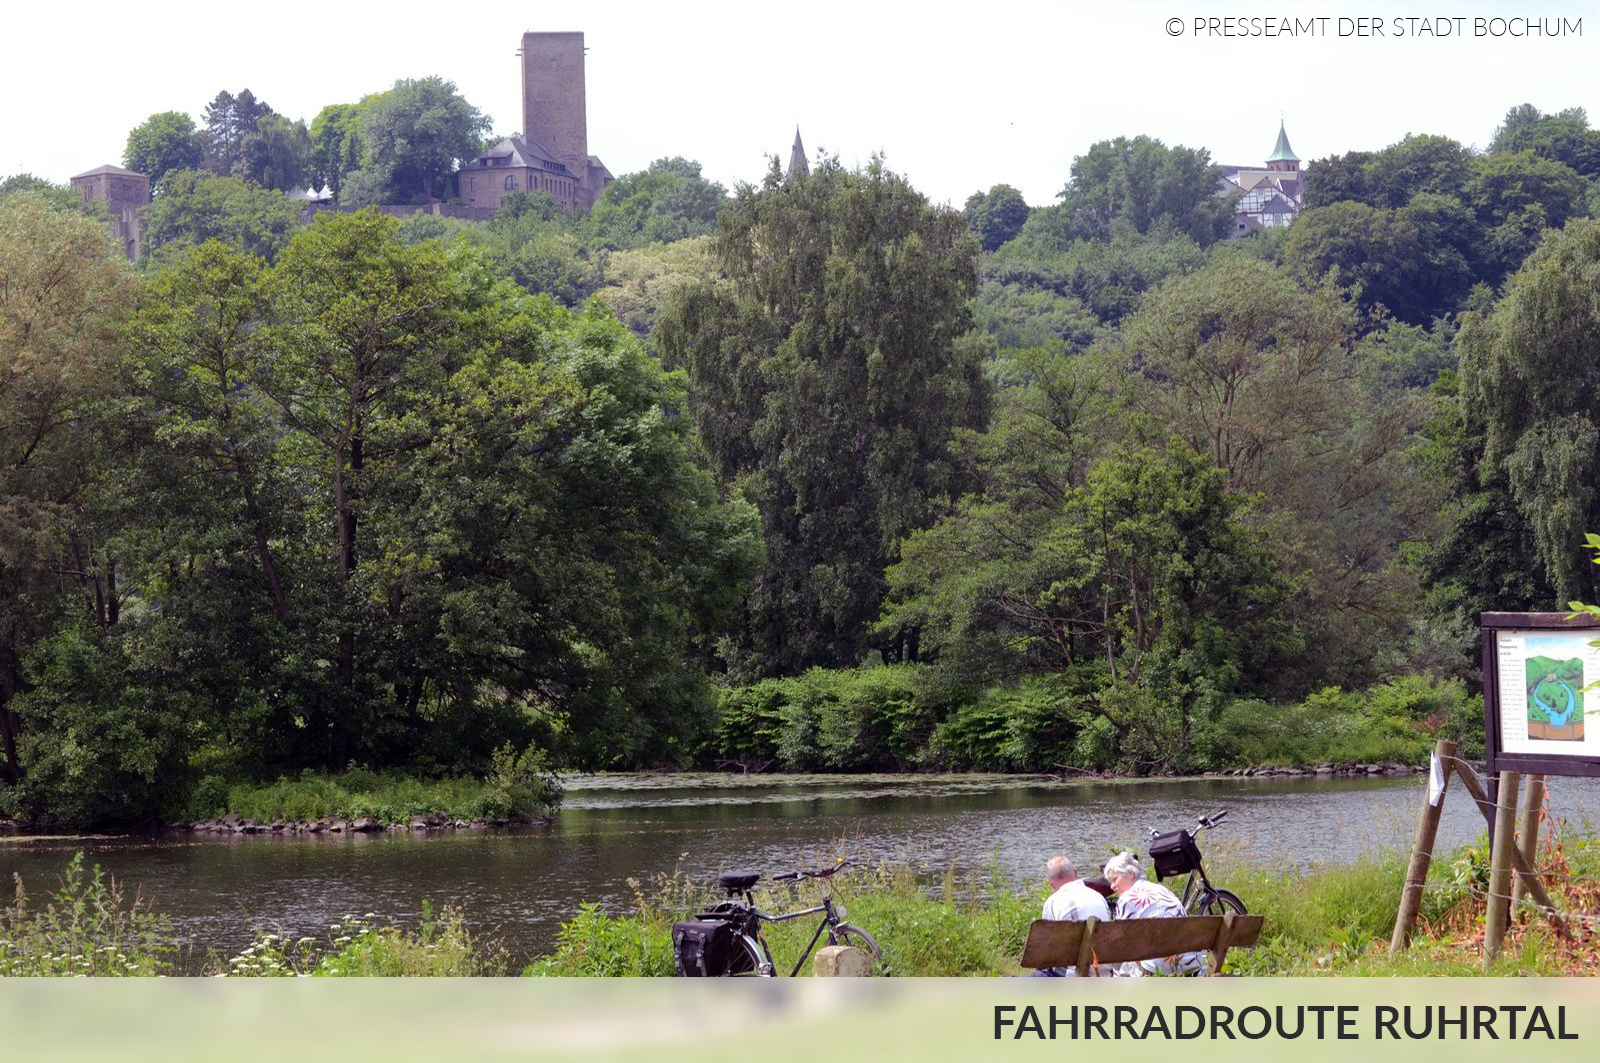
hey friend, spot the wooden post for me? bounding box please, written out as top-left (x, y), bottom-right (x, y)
top-left (1483, 770), bottom-right (1521, 968)
top-left (1390, 740), bottom-right (1453, 952)
top-left (1446, 760), bottom-right (1567, 936)
top-left (1076, 917), bottom-right (1098, 977)
top-left (1511, 774), bottom-right (1546, 911)
top-left (1210, 911), bottom-right (1237, 975)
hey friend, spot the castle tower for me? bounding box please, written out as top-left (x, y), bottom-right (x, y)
top-left (520, 31), bottom-right (610, 207)
top-left (786, 127), bottom-right (810, 181)
top-left (1266, 120), bottom-right (1300, 173)
top-left (70, 164), bottom-right (150, 260)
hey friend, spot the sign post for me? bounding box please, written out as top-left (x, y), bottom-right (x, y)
top-left (1392, 613), bottom-right (1599, 964)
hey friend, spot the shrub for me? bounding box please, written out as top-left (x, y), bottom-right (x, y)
top-left (10, 626), bottom-right (200, 828)
top-left (0, 853), bottom-right (175, 976)
top-left (708, 680), bottom-right (788, 768)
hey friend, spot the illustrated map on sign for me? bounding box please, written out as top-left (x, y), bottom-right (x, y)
top-left (1524, 641), bottom-right (1585, 742)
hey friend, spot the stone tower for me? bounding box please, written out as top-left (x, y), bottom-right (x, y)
top-left (520, 31), bottom-right (610, 207)
top-left (70, 164), bottom-right (150, 260)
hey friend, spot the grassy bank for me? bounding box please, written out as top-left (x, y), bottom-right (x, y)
top-left (528, 834), bottom-right (1600, 977)
top-left (181, 747), bottom-right (561, 828)
top-left (5, 834), bottom-right (1596, 976)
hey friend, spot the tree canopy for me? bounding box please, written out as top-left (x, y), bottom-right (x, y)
top-left (124, 112), bottom-right (204, 187)
top-left (656, 157), bottom-right (990, 676)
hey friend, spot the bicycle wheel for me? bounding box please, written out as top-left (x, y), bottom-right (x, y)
top-left (724, 933), bottom-right (773, 976)
top-left (1194, 888), bottom-right (1247, 917)
top-left (831, 922), bottom-right (889, 976)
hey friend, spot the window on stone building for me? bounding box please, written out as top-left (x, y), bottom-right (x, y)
top-left (505, 175), bottom-right (517, 191)
top-left (469, 176), bottom-right (477, 192)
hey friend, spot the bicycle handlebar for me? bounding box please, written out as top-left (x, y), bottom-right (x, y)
top-left (1148, 811), bottom-right (1229, 839)
top-left (770, 857), bottom-right (850, 882)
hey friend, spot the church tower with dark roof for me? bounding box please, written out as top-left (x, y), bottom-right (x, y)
top-left (786, 128), bottom-right (810, 181)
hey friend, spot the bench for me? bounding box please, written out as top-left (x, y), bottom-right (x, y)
top-left (1019, 912), bottom-right (1264, 976)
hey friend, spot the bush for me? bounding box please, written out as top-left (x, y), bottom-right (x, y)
top-left (11, 626), bottom-right (200, 828)
top-left (187, 759), bottom-right (562, 825)
top-left (708, 680), bottom-right (788, 768)
top-left (1195, 676), bottom-right (1478, 768)
top-left (926, 678), bottom-right (1086, 771)
top-left (0, 853), bottom-right (175, 975)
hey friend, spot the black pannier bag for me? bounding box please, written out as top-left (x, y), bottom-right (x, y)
top-left (672, 919), bottom-right (736, 976)
top-left (1148, 830), bottom-right (1202, 880)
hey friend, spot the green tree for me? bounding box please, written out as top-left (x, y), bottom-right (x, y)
top-left (141, 170), bottom-right (303, 263)
top-left (1052, 135), bottom-right (1232, 245)
top-left (308, 103), bottom-right (366, 202)
top-left (882, 442), bottom-right (1290, 769)
top-left (655, 157), bottom-right (990, 676)
top-left (200, 89), bottom-right (275, 178)
top-left (963, 183), bottom-right (1031, 252)
top-left (1302, 151), bottom-right (1376, 209)
top-left (1466, 150), bottom-right (1586, 281)
top-left (240, 115), bottom-right (313, 192)
top-left (1490, 103), bottom-right (1600, 179)
top-left (0, 194), bottom-right (135, 785)
top-left (1282, 200), bottom-right (1428, 321)
top-left (592, 235), bottom-right (717, 337)
top-left (123, 112), bottom-right (204, 187)
top-left (1124, 256), bottom-right (1426, 687)
top-left (580, 158), bottom-right (728, 250)
top-left (353, 78), bottom-right (490, 202)
top-left (1458, 217), bottom-right (1600, 602)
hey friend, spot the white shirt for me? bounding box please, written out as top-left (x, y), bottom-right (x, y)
top-left (1042, 878), bottom-right (1112, 923)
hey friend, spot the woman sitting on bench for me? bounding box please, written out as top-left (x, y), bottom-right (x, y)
top-left (1102, 851), bottom-right (1208, 977)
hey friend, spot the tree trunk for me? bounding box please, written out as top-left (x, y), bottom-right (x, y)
top-left (0, 661), bottom-right (21, 783)
top-left (335, 435), bottom-right (363, 689)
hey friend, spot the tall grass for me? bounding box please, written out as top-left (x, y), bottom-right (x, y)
top-left (215, 904), bottom-right (505, 976)
top-left (0, 854), bottom-right (175, 976)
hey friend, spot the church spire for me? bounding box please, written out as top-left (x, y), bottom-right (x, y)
top-left (786, 127), bottom-right (810, 181)
top-left (1266, 119), bottom-right (1299, 164)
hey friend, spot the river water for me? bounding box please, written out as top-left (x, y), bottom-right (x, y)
top-left (4, 771), bottom-right (1599, 969)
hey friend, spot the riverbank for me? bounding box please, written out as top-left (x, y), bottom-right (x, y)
top-left (4, 832), bottom-right (1596, 976)
top-left (527, 834), bottom-right (1600, 977)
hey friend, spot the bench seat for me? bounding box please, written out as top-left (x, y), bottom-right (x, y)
top-left (1019, 912), bottom-right (1264, 976)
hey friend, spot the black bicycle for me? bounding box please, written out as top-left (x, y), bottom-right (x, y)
top-left (674, 858), bottom-right (886, 976)
top-left (1147, 811), bottom-right (1247, 916)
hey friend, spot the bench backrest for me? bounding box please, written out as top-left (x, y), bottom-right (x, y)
top-left (1020, 913), bottom-right (1264, 975)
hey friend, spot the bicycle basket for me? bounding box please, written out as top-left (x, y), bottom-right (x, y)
top-left (672, 919), bottom-right (737, 976)
top-left (1148, 830), bottom-right (1202, 880)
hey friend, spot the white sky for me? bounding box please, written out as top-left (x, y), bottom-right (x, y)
top-left (2, 0), bottom-right (1596, 207)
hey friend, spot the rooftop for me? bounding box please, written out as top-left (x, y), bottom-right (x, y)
top-left (71, 163), bottom-right (147, 180)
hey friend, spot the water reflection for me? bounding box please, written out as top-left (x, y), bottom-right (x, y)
top-left (3, 772), bottom-right (1598, 970)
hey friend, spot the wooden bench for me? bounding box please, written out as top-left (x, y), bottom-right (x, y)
top-left (1019, 913), bottom-right (1264, 976)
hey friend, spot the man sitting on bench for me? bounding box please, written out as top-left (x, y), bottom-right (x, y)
top-left (1102, 851), bottom-right (1208, 976)
top-left (1031, 853), bottom-right (1111, 977)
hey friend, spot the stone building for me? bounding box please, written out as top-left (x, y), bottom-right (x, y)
top-left (1218, 121), bottom-right (1302, 237)
top-left (459, 137), bottom-right (586, 211)
top-left (517, 31), bottom-right (612, 208)
top-left (70, 164), bottom-right (150, 260)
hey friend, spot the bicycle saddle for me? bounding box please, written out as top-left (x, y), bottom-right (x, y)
top-left (718, 870), bottom-right (760, 891)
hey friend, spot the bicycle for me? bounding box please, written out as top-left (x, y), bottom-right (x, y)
top-left (1146, 810), bottom-right (1247, 916)
top-left (678, 858), bottom-right (887, 976)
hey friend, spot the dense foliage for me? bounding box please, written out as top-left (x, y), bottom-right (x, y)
top-left (5, 95), bottom-right (1600, 824)
top-left (656, 157), bottom-right (990, 676)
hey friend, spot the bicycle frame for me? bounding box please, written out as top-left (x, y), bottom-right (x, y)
top-left (724, 884), bottom-right (847, 976)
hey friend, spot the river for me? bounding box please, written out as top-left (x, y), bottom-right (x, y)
top-left (4, 771), bottom-right (1599, 970)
